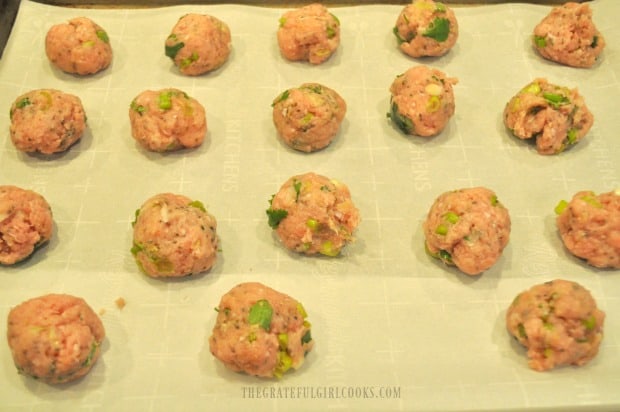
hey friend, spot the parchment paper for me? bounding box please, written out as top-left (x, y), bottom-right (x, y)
top-left (0, 1), bottom-right (618, 411)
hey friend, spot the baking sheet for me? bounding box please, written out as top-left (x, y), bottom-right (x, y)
top-left (0, 1), bottom-right (619, 411)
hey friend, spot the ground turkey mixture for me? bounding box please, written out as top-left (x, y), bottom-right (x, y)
top-left (131, 193), bottom-right (218, 278)
top-left (272, 83), bottom-right (346, 153)
top-left (555, 189), bottom-right (620, 269)
top-left (506, 279), bottom-right (605, 371)
top-left (503, 78), bottom-right (593, 155)
top-left (388, 65), bottom-right (457, 137)
top-left (532, 2), bottom-right (605, 68)
top-left (277, 3), bottom-right (340, 65)
top-left (393, 0), bottom-right (458, 58)
top-left (129, 88), bottom-right (207, 152)
top-left (423, 187), bottom-right (511, 275)
top-left (0, 185), bottom-right (53, 265)
top-left (45, 16), bottom-right (112, 75)
top-left (209, 282), bottom-right (314, 378)
top-left (9, 89), bottom-right (86, 155)
top-left (165, 13), bottom-right (231, 76)
top-left (266, 172), bottom-right (360, 256)
top-left (7, 294), bottom-right (105, 384)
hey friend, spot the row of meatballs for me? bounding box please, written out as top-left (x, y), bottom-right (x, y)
top-left (1, 177), bottom-right (618, 272)
top-left (6, 282), bottom-right (314, 383)
top-left (7, 71), bottom-right (596, 156)
top-left (4, 278), bottom-right (607, 384)
top-left (43, 1), bottom-right (606, 78)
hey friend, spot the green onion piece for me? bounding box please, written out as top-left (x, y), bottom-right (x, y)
top-left (554, 200), bottom-right (568, 215)
top-left (130, 100), bottom-right (146, 116)
top-left (180, 52), bottom-right (199, 68)
top-left (320, 240), bottom-right (340, 257)
top-left (271, 90), bottom-right (290, 107)
top-left (248, 299), bottom-right (273, 331)
top-left (580, 194), bottom-right (602, 208)
top-left (301, 113), bottom-right (314, 125)
top-left (392, 26), bottom-right (411, 44)
top-left (165, 42), bottom-right (185, 59)
top-left (490, 195), bottom-right (499, 206)
top-left (293, 180), bottom-right (302, 201)
top-left (82, 40), bottom-right (95, 48)
top-left (131, 208), bottom-right (140, 227)
top-left (188, 200), bottom-right (206, 212)
top-left (303, 84), bottom-right (322, 94)
top-left (130, 242), bottom-right (143, 256)
top-left (96, 29), bottom-right (109, 43)
top-left (444, 211), bottom-right (459, 224)
top-left (534, 35), bottom-right (547, 48)
top-left (542, 92), bottom-right (569, 108)
top-left (435, 224), bottom-right (448, 236)
top-left (82, 342), bottom-right (99, 367)
top-left (330, 13), bottom-right (340, 26)
top-left (582, 315), bottom-right (597, 331)
top-left (158, 91), bottom-right (173, 110)
top-left (153, 254), bottom-right (174, 273)
top-left (517, 323), bottom-right (528, 339)
top-left (266, 208), bottom-right (288, 229)
top-left (40, 91), bottom-right (52, 109)
top-left (435, 2), bottom-right (447, 12)
top-left (567, 128), bottom-right (578, 144)
top-left (215, 307), bottom-right (231, 316)
top-left (522, 82), bottom-right (541, 95)
top-left (388, 101), bottom-right (414, 135)
top-left (326, 26), bottom-right (337, 39)
top-left (306, 218), bottom-right (319, 231)
top-left (297, 302), bottom-right (308, 318)
top-left (438, 249), bottom-right (452, 264)
top-left (247, 331), bottom-right (257, 343)
top-left (274, 351), bottom-right (293, 378)
top-left (277, 333), bottom-right (288, 350)
top-left (422, 18), bottom-right (450, 42)
top-left (301, 330), bottom-right (312, 344)
top-left (279, 17), bottom-right (287, 27)
top-left (426, 95), bottom-right (441, 112)
top-left (15, 97), bottom-right (31, 109)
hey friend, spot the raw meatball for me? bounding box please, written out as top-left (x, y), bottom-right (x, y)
top-left (388, 65), bottom-right (457, 137)
top-left (393, 0), bottom-right (458, 58)
top-left (503, 78), bottom-right (593, 155)
top-left (129, 88), bottom-right (207, 152)
top-left (45, 17), bottom-right (112, 75)
top-left (131, 193), bottom-right (218, 278)
top-left (266, 172), bottom-right (360, 256)
top-left (555, 190), bottom-right (620, 269)
top-left (9, 89), bottom-right (86, 155)
top-left (533, 2), bottom-right (605, 68)
top-left (209, 282), bottom-right (314, 378)
top-left (0, 186), bottom-right (53, 265)
top-left (506, 279), bottom-right (605, 371)
top-left (423, 187), bottom-right (511, 275)
top-left (277, 3), bottom-right (340, 65)
top-left (7, 294), bottom-right (105, 384)
top-left (165, 13), bottom-right (231, 76)
top-left (272, 83), bottom-right (346, 153)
